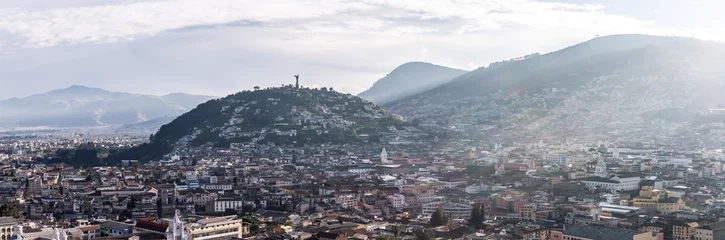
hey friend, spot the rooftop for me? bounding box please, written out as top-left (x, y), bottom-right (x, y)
top-left (0, 217), bottom-right (17, 226)
top-left (563, 225), bottom-right (645, 240)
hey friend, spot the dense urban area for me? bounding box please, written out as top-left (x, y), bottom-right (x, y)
top-left (2, 35), bottom-right (725, 240)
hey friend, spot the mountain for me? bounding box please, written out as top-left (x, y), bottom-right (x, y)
top-left (113, 87), bottom-right (407, 161)
top-left (115, 116), bottom-right (178, 133)
top-left (0, 85), bottom-right (215, 128)
top-left (385, 34), bottom-right (725, 143)
top-left (358, 62), bottom-right (467, 104)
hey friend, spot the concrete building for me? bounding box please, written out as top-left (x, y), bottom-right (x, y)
top-left (387, 194), bottom-right (406, 209)
top-left (694, 221), bottom-right (725, 240)
top-left (520, 204), bottom-right (537, 221)
top-left (421, 201), bottom-right (472, 219)
top-left (551, 225), bottom-right (660, 240)
top-left (672, 222), bottom-right (698, 240)
top-left (0, 217), bottom-right (16, 240)
top-left (210, 198), bottom-right (244, 213)
top-left (185, 216), bottom-right (250, 240)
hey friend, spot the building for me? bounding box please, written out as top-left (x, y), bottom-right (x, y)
top-left (694, 221), bottom-right (725, 240)
top-left (579, 175), bottom-right (641, 192)
top-left (520, 204), bottom-right (537, 221)
top-left (387, 194), bottom-right (406, 209)
top-left (551, 225), bottom-right (660, 240)
top-left (657, 197), bottom-right (685, 214)
top-left (78, 225), bottom-right (101, 239)
top-left (334, 191), bottom-right (360, 209)
top-left (100, 221), bottom-right (133, 236)
top-left (672, 222), bottom-right (698, 240)
top-left (210, 198), bottom-right (244, 213)
top-left (0, 217), bottom-right (16, 240)
top-left (185, 216), bottom-right (250, 240)
top-left (422, 202), bottom-right (473, 219)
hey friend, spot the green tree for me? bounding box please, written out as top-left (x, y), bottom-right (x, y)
top-left (0, 204), bottom-right (23, 219)
top-left (156, 199), bottom-right (163, 217)
top-left (468, 202), bottom-right (486, 228)
top-left (390, 224), bottom-right (403, 238)
top-left (377, 235), bottom-right (397, 240)
top-left (191, 158), bottom-right (198, 166)
top-left (413, 229), bottom-right (434, 240)
top-left (242, 214), bottom-right (259, 233)
top-left (430, 206), bottom-right (449, 227)
top-left (127, 199), bottom-right (136, 210)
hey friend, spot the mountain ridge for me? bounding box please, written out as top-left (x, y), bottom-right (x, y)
top-left (384, 34), bottom-right (725, 144)
top-left (0, 85), bottom-right (216, 128)
top-left (358, 62), bottom-right (467, 104)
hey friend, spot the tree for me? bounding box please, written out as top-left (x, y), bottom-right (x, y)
top-left (468, 202), bottom-right (486, 228)
top-left (127, 199), bottom-right (136, 210)
top-left (413, 229), bottom-right (434, 240)
top-left (156, 199), bottom-right (163, 217)
top-left (254, 86), bottom-right (260, 91)
top-left (430, 206), bottom-right (449, 227)
top-left (243, 214), bottom-right (259, 233)
top-left (0, 204), bottom-right (23, 219)
top-left (390, 224), bottom-right (403, 238)
top-left (377, 235), bottom-right (397, 240)
top-left (190, 158), bottom-right (198, 166)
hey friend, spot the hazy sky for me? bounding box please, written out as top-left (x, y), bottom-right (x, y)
top-left (0, 0), bottom-right (722, 99)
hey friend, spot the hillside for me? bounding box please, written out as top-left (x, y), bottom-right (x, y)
top-left (385, 34), bottom-right (725, 143)
top-left (358, 62), bottom-right (467, 104)
top-left (0, 85), bottom-right (215, 128)
top-left (114, 87), bottom-right (408, 161)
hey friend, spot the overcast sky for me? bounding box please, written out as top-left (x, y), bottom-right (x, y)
top-left (0, 0), bottom-right (722, 99)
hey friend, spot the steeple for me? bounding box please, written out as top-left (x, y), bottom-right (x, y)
top-left (167, 210), bottom-right (187, 240)
top-left (595, 160), bottom-right (608, 178)
top-left (380, 148), bottom-right (389, 164)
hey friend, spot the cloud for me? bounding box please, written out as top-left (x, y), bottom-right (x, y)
top-left (0, 0), bottom-right (654, 50)
top-left (0, 0), bottom-right (717, 99)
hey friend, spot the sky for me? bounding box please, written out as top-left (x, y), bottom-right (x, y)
top-left (0, 0), bottom-right (722, 99)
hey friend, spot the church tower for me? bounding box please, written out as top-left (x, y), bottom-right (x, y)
top-left (380, 148), bottom-right (389, 164)
top-left (167, 210), bottom-right (188, 240)
top-left (595, 160), bottom-right (608, 178)
top-left (495, 163), bottom-right (506, 176)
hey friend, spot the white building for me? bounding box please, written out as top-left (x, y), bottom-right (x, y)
top-left (422, 202), bottom-right (473, 219)
top-left (580, 175), bottom-right (641, 192)
top-left (387, 194), bottom-right (406, 209)
top-left (211, 198), bottom-right (244, 213)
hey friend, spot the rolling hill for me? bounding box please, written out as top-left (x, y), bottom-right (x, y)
top-left (113, 86), bottom-right (408, 161)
